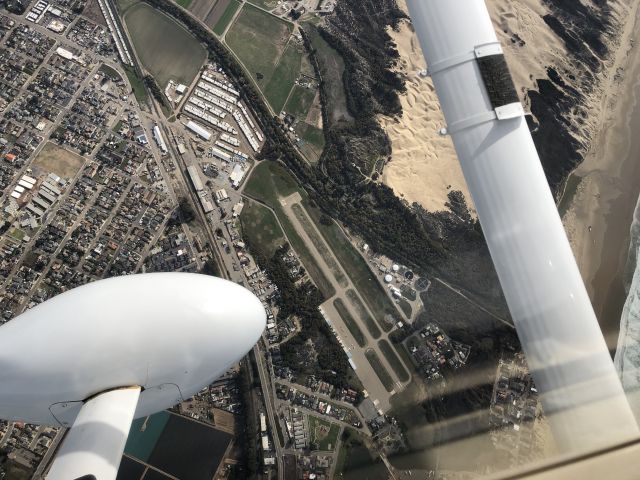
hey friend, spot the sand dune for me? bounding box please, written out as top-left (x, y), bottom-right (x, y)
top-left (379, 15), bottom-right (473, 214)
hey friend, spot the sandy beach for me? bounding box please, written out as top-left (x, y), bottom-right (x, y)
top-left (562, 1), bottom-right (640, 349)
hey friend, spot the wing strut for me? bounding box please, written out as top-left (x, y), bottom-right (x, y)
top-left (46, 386), bottom-right (141, 480)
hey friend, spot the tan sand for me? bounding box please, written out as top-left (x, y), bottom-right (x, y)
top-left (380, 0), bottom-right (569, 214)
top-left (379, 19), bottom-right (472, 214)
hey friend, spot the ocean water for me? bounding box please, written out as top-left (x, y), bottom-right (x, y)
top-left (614, 193), bottom-right (640, 416)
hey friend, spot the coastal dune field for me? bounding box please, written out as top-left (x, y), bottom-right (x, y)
top-left (379, 18), bottom-right (472, 214)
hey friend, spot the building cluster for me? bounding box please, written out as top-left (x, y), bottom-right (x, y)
top-left (0, 419), bottom-right (60, 477)
top-left (407, 323), bottom-right (471, 380)
top-left (25, 0), bottom-right (85, 34)
top-left (176, 368), bottom-right (242, 422)
top-left (276, 383), bottom-right (362, 428)
top-left (181, 64), bottom-right (263, 158)
top-left (295, 454), bottom-right (333, 479)
top-left (144, 224), bottom-right (198, 273)
top-left (489, 353), bottom-right (541, 464)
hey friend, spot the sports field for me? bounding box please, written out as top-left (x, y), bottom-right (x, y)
top-left (124, 2), bottom-right (206, 88)
top-left (31, 142), bottom-right (84, 179)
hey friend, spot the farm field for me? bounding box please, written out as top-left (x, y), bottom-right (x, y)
top-left (333, 298), bottom-right (367, 348)
top-left (124, 2), bottom-right (206, 88)
top-left (296, 122), bottom-right (325, 163)
top-left (247, 0), bottom-right (277, 8)
top-left (32, 143), bottom-right (84, 179)
top-left (263, 42), bottom-right (303, 113)
top-left (243, 162), bottom-right (335, 298)
top-left (226, 3), bottom-right (302, 111)
top-left (211, 0), bottom-right (241, 35)
top-left (365, 350), bottom-right (394, 392)
top-left (240, 199), bottom-right (286, 258)
top-left (284, 85), bottom-right (316, 118)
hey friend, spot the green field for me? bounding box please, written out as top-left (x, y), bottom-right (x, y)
top-left (213, 0), bottom-right (241, 35)
top-left (296, 122), bottom-right (325, 164)
top-left (333, 298), bottom-right (367, 348)
top-left (247, 0), bottom-right (277, 8)
top-left (98, 64), bottom-right (122, 82)
top-left (123, 65), bottom-right (148, 105)
top-left (285, 85), bottom-right (316, 118)
top-left (346, 289), bottom-right (380, 339)
top-left (116, 0), bottom-right (139, 13)
top-left (124, 3), bottom-right (206, 88)
top-left (365, 350), bottom-right (394, 392)
top-left (175, 0), bottom-right (192, 7)
top-left (305, 25), bottom-right (352, 125)
top-left (378, 339), bottom-right (409, 382)
top-left (240, 199), bottom-right (286, 257)
top-left (243, 162), bottom-right (335, 299)
top-left (264, 42), bottom-right (303, 112)
top-left (226, 3), bottom-right (293, 89)
top-left (309, 416), bottom-right (340, 451)
top-left (292, 203), bottom-right (347, 288)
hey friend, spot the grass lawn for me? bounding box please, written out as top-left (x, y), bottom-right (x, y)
top-left (398, 297), bottom-right (412, 318)
top-left (226, 3), bottom-right (293, 89)
top-left (263, 41), bottom-right (303, 113)
top-left (98, 64), bottom-right (122, 82)
top-left (213, 0), bottom-right (241, 35)
top-left (123, 65), bottom-right (148, 105)
top-left (346, 289), bottom-right (380, 339)
top-left (243, 161), bottom-right (335, 299)
top-left (333, 298), bottom-right (367, 348)
top-left (365, 349), bottom-right (394, 392)
top-left (309, 416), bottom-right (340, 451)
top-left (378, 339), bottom-right (409, 382)
top-left (239, 199), bottom-right (286, 257)
top-left (124, 2), bottom-right (206, 88)
top-left (284, 85), bottom-right (316, 118)
top-left (291, 203), bottom-right (347, 288)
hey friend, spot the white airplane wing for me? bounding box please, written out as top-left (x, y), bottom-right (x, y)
top-left (46, 387), bottom-right (141, 480)
top-left (406, 0), bottom-right (639, 452)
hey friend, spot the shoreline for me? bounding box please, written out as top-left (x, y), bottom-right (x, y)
top-left (562, 1), bottom-right (640, 350)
